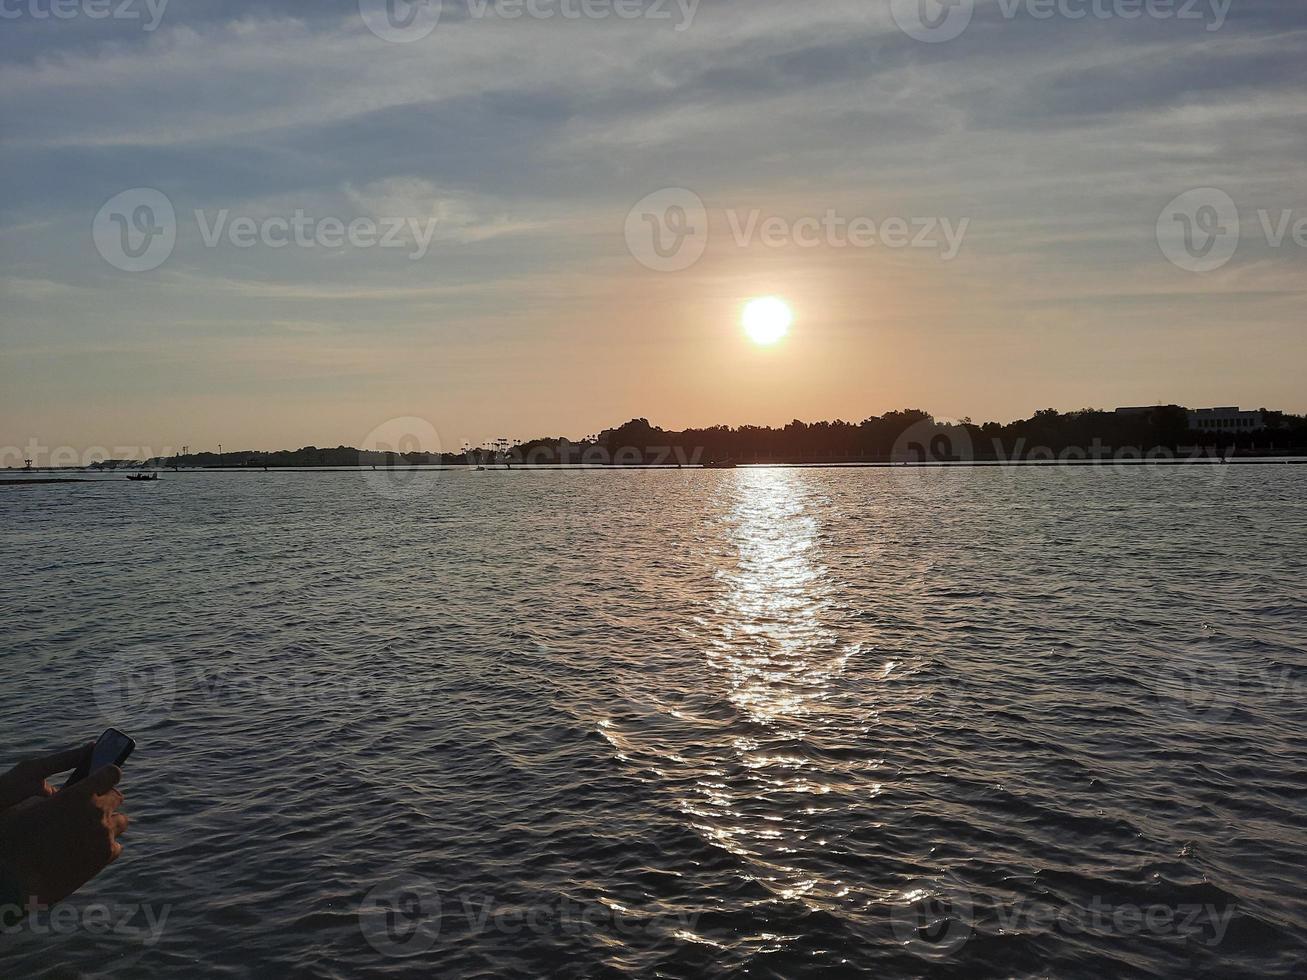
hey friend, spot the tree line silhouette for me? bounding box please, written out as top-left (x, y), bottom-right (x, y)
top-left (581, 407), bottom-right (1304, 464)
top-left (119, 405), bottom-right (1307, 469)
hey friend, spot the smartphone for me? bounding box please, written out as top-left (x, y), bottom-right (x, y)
top-left (63, 728), bottom-right (135, 788)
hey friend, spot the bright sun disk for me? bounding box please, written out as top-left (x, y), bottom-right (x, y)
top-left (742, 297), bottom-right (793, 346)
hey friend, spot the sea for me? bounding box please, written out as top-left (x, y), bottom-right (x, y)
top-left (1, 465), bottom-right (1304, 978)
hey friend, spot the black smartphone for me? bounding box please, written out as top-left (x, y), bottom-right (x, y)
top-left (63, 727), bottom-right (135, 788)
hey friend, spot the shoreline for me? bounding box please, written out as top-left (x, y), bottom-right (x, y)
top-left (3, 456), bottom-right (1305, 483)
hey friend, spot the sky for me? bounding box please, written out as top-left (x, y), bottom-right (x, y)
top-left (2, 0), bottom-right (1304, 459)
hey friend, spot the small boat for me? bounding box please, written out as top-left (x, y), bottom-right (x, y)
top-left (702, 460), bottom-right (737, 469)
top-left (126, 473), bottom-right (158, 481)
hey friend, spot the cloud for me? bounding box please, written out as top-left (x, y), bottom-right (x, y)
top-left (342, 178), bottom-right (543, 243)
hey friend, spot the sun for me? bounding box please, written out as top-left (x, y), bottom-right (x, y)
top-left (742, 297), bottom-right (793, 346)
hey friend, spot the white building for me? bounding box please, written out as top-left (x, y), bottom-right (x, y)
top-left (1187, 407), bottom-right (1265, 433)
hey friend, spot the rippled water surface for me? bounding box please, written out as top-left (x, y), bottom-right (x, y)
top-left (2, 467), bottom-right (1305, 978)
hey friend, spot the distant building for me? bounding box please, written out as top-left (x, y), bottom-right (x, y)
top-left (1187, 407), bottom-right (1265, 432)
top-left (1114, 406), bottom-right (1158, 416)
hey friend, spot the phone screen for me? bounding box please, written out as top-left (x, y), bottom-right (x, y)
top-left (63, 728), bottom-right (135, 788)
top-left (89, 730), bottom-right (134, 771)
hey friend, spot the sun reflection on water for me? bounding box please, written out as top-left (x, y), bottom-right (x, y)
top-left (596, 470), bottom-right (885, 955)
top-left (710, 470), bottom-right (849, 724)
top-left (661, 470), bottom-right (879, 927)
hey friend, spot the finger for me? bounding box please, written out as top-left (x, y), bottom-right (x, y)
top-left (101, 788), bottom-right (125, 812)
top-left (107, 840), bottom-right (123, 864)
top-left (89, 763), bottom-right (122, 792)
top-left (109, 812), bottom-right (129, 837)
top-left (28, 743), bottom-right (93, 777)
top-left (66, 764), bottom-right (121, 800)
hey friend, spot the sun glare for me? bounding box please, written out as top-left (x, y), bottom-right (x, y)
top-left (742, 297), bottom-right (793, 346)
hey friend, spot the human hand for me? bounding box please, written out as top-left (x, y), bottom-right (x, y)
top-left (0, 744), bottom-right (91, 813)
top-left (0, 765), bottom-right (128, 906)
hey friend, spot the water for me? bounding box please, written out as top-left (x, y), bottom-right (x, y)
top-left (1, 467), bottom-right (1304, 978)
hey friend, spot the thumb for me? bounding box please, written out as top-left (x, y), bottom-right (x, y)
top-left (68, 764), bottom-right (122, 798)
top-left (29, 743), bottom-right (93, 778)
